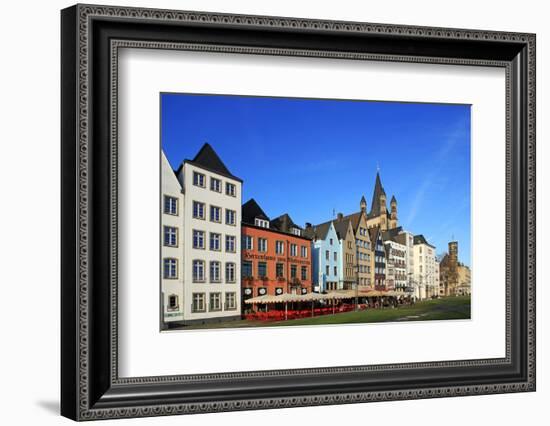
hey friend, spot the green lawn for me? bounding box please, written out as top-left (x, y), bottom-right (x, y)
top-left (171, 296), bottom-right (471, 330)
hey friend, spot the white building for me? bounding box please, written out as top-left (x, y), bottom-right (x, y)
top-left (384, 240), bottom-right (407, 291)
top-left (413, 234), bottom-right (437, 300)
top-left (176, 143), bottom-right (242, 325)
top-left (161, 143), bottom-right (242, 328)
top-left (161, 152), bottom-right (185, 324)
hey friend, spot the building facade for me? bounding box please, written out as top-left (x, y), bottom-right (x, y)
top-left (161, 152), bottom-right (185, 325)
top-left (241, 199), bottom-right (312, 303)
top-left (439, 241), bottom-right (471, 296)
top-left (384, 239), bottom-right (408, 291)
top-left (305, 221), bottom-right (340, 292)
top-left (413, 234), bottom-right (437, 300)
top-left (333, 215), bottom-right (357, 290)
top-left (393, 229), bottom-right (415, 293)
top-left (341, 198), bottom-right (373, 289)
top-left (175, 143), bottom-right (243, 325)
top-left (369, 227), bottom-right (387, 290)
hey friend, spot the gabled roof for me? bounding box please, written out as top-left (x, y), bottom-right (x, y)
top-left (342, 211), bottom-right (362, 232)
top-left (270, 213), bottom-right (302, 234)
top-left (381, 226), bottom-right (403, 243)
top-left (413, 234), bottom-right (435, 248)
top-left (242, 198), bottom-right (269, 225)
top-left (369, 226), bottom-right (382, 245)
top-left (303, 221), bottom-right (333, 241)
top-left (333, 218), bottom-right (353, 241)
top-left (369, 172), bottom-right (387, 218)
top-left (179, 143), bottom-right (242, 182)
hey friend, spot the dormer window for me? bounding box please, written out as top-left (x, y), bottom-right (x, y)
top-left (254, 218), bottom-right (269, 228)
top-left (291, 227), bottom-right (301, 236)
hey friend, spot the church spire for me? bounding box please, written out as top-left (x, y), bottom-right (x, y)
top-left (370, 171), bottom-right (387, 217)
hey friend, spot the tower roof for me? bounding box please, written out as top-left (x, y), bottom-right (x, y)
top-left (360, 195), bottom-right (366, 204)
top-left (242, 198), bottom-right (269, 225)
top-left (391, 195), bottom-right (397, 203)
top-left (369, 172), bottom-right (387, 217)
top-left (181, 142), bottom-right (242, 182)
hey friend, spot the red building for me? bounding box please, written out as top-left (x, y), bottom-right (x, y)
top-left (241, 199), bottom-right (312, 303)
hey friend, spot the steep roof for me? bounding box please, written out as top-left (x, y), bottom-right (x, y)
top-left (303, 221), bottom-right (333, 240)
top-left (270, 213), bottom-right (302, 234)
top-left (369, 226), bottom-right (381, 246)
top-left (381, 226), bottom-right (403, 243)
top-left (333, 218), bottom-right (352, 241)
top-left (181, 143), bottom-right (242, 182)
top-left (390, 195), bottom-right (397, 204)
top-left (413, 234), bottom-right (435, 248)
top-left (369, 172), bottom-right (387, 218)
top-left (242, 198), bottom-right (269, 225)
top-left (342, 211), bottom-right (362, 232)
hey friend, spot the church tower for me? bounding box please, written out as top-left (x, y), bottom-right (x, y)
top-left (389, 195), bottom-right (398, 228)
top-left (360, 195), bottom-right (367, 213)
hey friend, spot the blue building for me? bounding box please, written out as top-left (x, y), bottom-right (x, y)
top-left (304, 221), bottom-right (340, 292)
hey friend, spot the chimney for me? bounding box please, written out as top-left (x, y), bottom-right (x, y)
top-left (337, 212), bottom-right (343, 221)
top-left (305, 222), bottom-right (312, 229)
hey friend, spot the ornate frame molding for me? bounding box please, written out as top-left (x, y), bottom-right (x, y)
top-left (61, 4), bottom-right (535, 421)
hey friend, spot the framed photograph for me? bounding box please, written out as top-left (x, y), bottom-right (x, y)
top-left (61, 4), bottom-right (536, 421)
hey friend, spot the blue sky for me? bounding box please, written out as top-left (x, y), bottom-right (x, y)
top-left (161, 93), bottom-right (471, 266)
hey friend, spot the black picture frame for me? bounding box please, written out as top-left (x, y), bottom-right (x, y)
top-left (61, 4), bottom-right (536, 421)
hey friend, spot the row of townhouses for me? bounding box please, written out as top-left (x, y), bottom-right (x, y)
top-left (161, 143), bottom-right (467, 328)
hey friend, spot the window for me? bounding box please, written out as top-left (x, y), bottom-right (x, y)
top-left (225, 209), bottom-right (236, 225)
top-left (334, 266), bottom-right (338, 276)
top-left (225, 292), bottom-right (237, 310)
top-left (209, 292), bottom-right (222, 311)
top-left (163, 258), bottom-right (177, 279)
top-left (330, 238), bottom-right (333, 245)
top-left (193, 230), bottom-right (205, 249)
top-left (276, 263), bottom-right (284, 278)
top-left (209, 232), bottom-right (221, 251)
top-left (193, 171), bottom-right (205, 187)
top-left (334, 252), bottom-right (337, 261)
top-left (243, 235), bottom-right (253, 250)
top-left (258, 238), bottom-right (267, 252)
top-left (225, 235), bottom-right (236, 252)
top-left (210, 205), bottom-right (221, 223)
top-left (258, 262), bottom-right (267, 278)
top-left (325, 250), bottom-right (329, 261)
top-left (167, 294), bottom-right (178, 311)
top-left (210, 177), bottom-right (221, 192)
top-left (255, 218), bottom-right (269, 228)
top-left (163, 226), bottom-right (177, 247)
top-left (242, 261), bottom-right (253, 278)
top-left (163, 195), bottom-right (178, 215)
top-left (210, 261), bottom-right (221, 283)
top-left (325, 265), bottom-right (330, 276)
top-left (290, 244), bottom-right (297, 257)
top-left (192, 293), bottom-right (206, 312)
top-left (275, 241), bottom-right (285, 255)
top-left (291, 227), bottom-right (301, 236)
top-left (301, 266), bottom-right (308, 281)
top-left (192, 260), bottom-right (205, 282)
top-left (225, 262), bottom-right (236, 283)
top-left (291, 264), bottom-right (297, 278)
top-left (419, 246), bottom-right (423, 254)
top-left (301, 245), bottom-right (308, 258)
top-left (192, 201), bottom-right (205, 219)
top-left (226, 182), bottom-right (236, 196)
